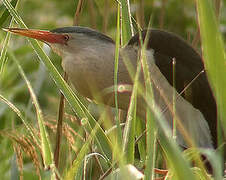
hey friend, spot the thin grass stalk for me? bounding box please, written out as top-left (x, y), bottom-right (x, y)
top-left (108, 3), bottom-right (126, 166)
top-left (121, 27), bottom-right (199, 179)
top-left (119, 0), bottom-right (133, 45)
top-left (0, 0), bottom-right (17, 27)
top-left (73, 0), bottom-right (84, 26)
top-left (138, 28), bottom-right (156, 180)
top-left (196, 0), bottom-right (226, 132)
top-left (0, 94), bottom-right (38, 145)
top-left (172, 58), bottom-right (176, 140)
top-left (196, 0), bottom-right (226, 173)
top-left (54, 0), bottom-right (83, 173)
top-left (88, 0), bottom-right (96, 29)
top-left (136, 118), bottom-right (146, 162)
top-left (64, 121), bottom-right (101, 179)
top-left (9, 52), bottom-right (53, 168)
top-left (214, 0), bottom-right (221, 18)
top-left (0, 28), bottom-right (9, 75)
top-left (121, 47), bottom-right (140, 164)
top-left (159, 0), bottom-right (167, 28)
top-left (143, 68), bottom-right (157, 180)
top-left (2, 0), bottom-right (113, 161)
top-left (121, 48), bottom-right (197, 179)
top-left (143, 70), bottom-right (208, 179)
top-left (114, 3), bottom-right (123, 152)
top-left (143, 94), bottom-right (196, 179)
top-left (119, 0), bottom-right (137, 164)
top-left (136, 0), bottom-right (145, 28)
top-left (102, 0), bottom-right (109, 33)
top-left (122, 60), bottom-right (139, 164)
top-left (158, 133), bottom-right (197, 180)
top-left (0, 0), bottom-right (19, 75)
top-left (143, 80), bottom-right (209, 179)
top-left (54, 72), bottom-right (68, 170)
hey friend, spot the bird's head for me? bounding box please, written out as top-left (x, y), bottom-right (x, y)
top-left (3, 26), bottom-right (115, 58)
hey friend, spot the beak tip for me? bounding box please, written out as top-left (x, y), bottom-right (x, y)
top-left (2, 27), bottom-right (66, 44)
top-left (2, 28), bottom-right (10, 32)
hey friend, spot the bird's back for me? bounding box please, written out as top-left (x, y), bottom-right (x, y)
top-left (128, 29), bottom-right (217, 147)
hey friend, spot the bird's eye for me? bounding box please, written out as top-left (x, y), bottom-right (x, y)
top-left (64, 35), bottom-right (69, 41)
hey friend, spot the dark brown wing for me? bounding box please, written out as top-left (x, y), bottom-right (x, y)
top-left (128, 29), bottom-right (217, 147)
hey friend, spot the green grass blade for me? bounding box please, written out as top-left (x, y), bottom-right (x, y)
top-left (142, 82), bottom-right (200, 180)
top-left (64, 122), bottom-right (100, 179)
top-left (114, 4), bottom-right (123, 148)
top-left (8, 52), bottom-right (53, 167)
top-left (0, 0), bottom-right (19, 75)
top-left (200, 149), bottom-right (223, 180)
top-left (0, 94), bottom-right (39, 145)
top-left (121, 41), bottom-right (197, 179)
top-left (2, 0), bottom-right (26, 27)
top-left (184, 148), bottom-right (223, 180)
top-left (122, 60), bottom-right (139, 164)
top-left (0, 25), bottom-right (10, 75)
top-left (136, 117), bottom-right (146, 162)
top-left (3, 0), bottom-right (112, 161)
top-left (119, 0), bottom-right (133, 45)
top-left (196, 0), bottom-right (226, 130)
top-left (139, 31), bottom-right (157, 180)
top-left (119, 0), bottom-right (136, 164)
top-left (158, 133), bottom-right (197, 180)
top-left (196, 0), bottom-right (226, 166)
top-left (148, 105), bottom-right (196, 179)
top-left (0, 0), bottom-right (17, 27)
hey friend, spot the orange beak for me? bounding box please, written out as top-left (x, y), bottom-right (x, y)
top-left (3, 28), bottom-right (68, 44)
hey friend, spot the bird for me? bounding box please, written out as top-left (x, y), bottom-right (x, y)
top-left (4, 26), bottom-right (217, 149)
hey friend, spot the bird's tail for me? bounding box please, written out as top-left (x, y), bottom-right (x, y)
top-left (147, 52), bottom-right (213, 148)
top-left (174, 103), bottom-right (213, 148)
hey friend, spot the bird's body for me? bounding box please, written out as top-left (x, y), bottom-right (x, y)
top-left (5, 26), bottom-right (217, 148)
